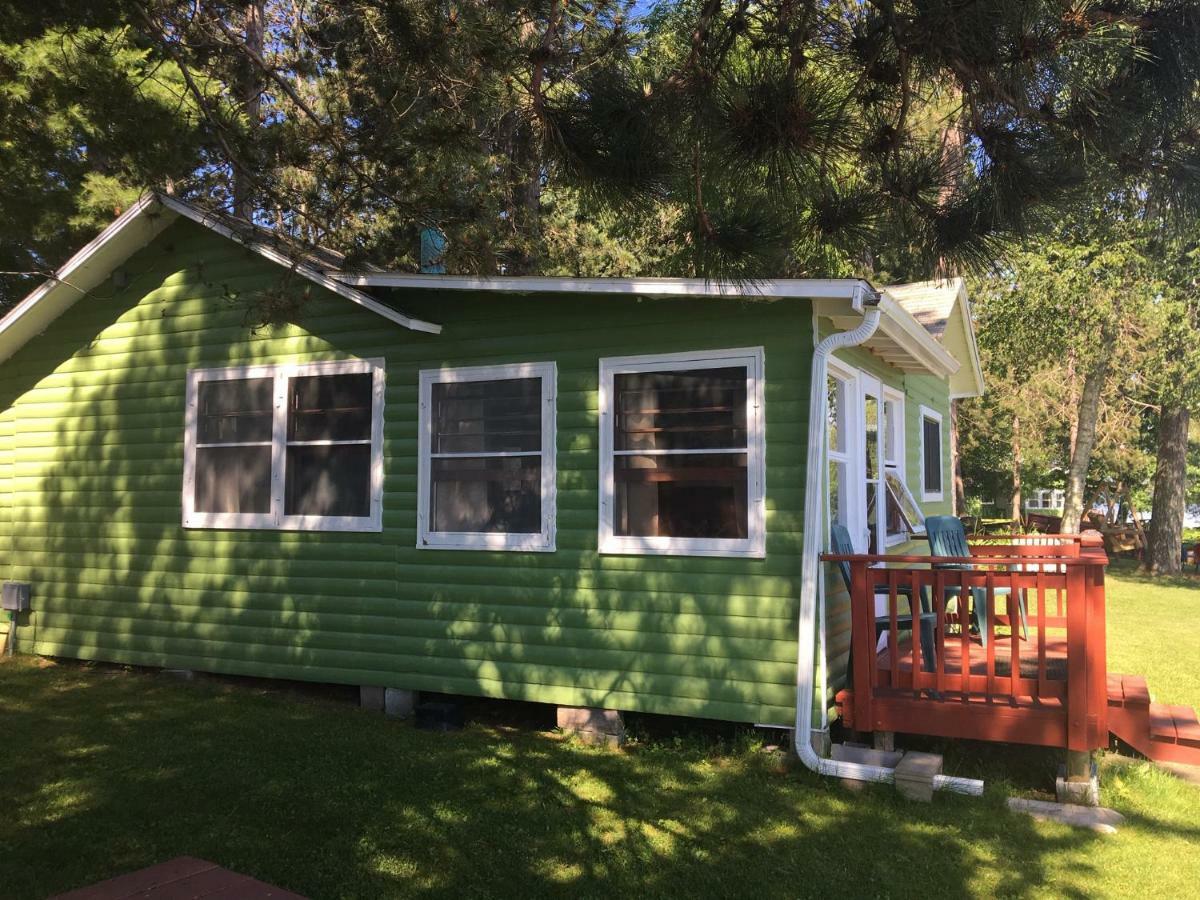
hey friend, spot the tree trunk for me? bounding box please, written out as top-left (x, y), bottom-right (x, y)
top-left (233, 2), bottom-right (264, 221)
top-left (1010, 414), bottom-right (1022, 522)
top-left (1061, 352), bottom-right (1112, 534)
top-left (1066, 349), bottom-right (1079, 461)
top-left (1145, 404), bottom-right (1191, 575)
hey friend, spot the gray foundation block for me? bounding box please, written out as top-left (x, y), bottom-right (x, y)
top-left (557, 706), bottom-right (625, 747)
top-left (385, 688), bottom-right (415, 719)
top-left (1056, 761), bottom-right (1100, 807)
top-left (894, 751), bottom-right (943, 803)
top-left (833, 742), bottom-right (904, 769)
top-left (359, 685), bottom-right (386, 712)
top-left (1008, 797), bottom-right (1124, 833)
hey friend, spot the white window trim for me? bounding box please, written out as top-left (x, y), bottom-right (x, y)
top-left (919, 404), bottom-right (945, 502)
top-left (598, 346), bottom-right (766, 559)
top-left (416, 361), bottom-right (557, 552)
top-left (881, 387), bottom-right (909, 546)
top-left (827, 357), bottom-right (865, 552)
top-left (183, 358), bottom-right (385, 532)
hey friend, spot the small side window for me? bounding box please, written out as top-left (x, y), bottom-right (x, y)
top-left (920, 406), bottom-right (944, 501)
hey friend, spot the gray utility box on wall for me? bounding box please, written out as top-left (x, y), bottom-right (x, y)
top-left (2, 582), bottom-right (31, 612)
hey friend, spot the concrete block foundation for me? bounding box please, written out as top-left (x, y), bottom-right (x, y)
top-left (557, 706), bottom-right (625, 747)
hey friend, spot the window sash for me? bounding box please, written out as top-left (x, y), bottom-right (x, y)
top-left (919, 405), bottom-right (944, 500)
top-left (417, 362), bottom-right (557, 552)
top-left (183, 359), bottom-right (385, 532)
top-left (599, 347), bottom-right (765, 559)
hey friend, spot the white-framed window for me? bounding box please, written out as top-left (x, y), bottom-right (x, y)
top-left (599, 347), bottom-right (766, 558)
top-left (881, 388), bottom-right (912, 545)
top-left (826, 362), bottom-right (853, 542)
top-left (183, 358), bottom-right (385, 531)
top-left (919, 405), bottom-right (944, 502)
top-left (417, 361), bottom-right (556, 552)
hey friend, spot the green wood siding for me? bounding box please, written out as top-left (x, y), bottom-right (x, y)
top-left (0, 220), bottom-right (814, 725)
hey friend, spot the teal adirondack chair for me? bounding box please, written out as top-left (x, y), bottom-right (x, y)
top-left (924, 515), bottom-right (1027, 648)
top-left (830, 524), bottom-right (936, 672)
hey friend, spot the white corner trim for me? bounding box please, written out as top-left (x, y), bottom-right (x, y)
top-left (416, 360), bottom-right (557, 552)
top-left (597, 346), bottom-right (766, 559)
top-left (182, 357), bottom-right (385, 532)
top-left (156, 195), bottom-right (442, 335)
top-left (918, 404), bottom-right (945, 502)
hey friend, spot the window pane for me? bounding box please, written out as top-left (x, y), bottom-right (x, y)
top-left (883, 400), bottom-right (898, 465)
top-left (923, 417), bottom-right (942, 492)
top-left (827, 377), bottom-right (845, 454)
top-left (614, 453), bottom-right (747, 539)
top-left (615, 367), bottom-right (747, 452)
top-left (864, 396), bottom-right (879, 480)
top-left (431, 378), bottom-right (541, 454)
top-left (430, 456), bottom-right (541, 533)
top-left (829, 460), bottom-right (846, 526)
top-left (285, 444), bottom-right (371, 517)
top-left (885, 471), bottom-right (924, 532)
top-left (288, 373), bottom-right (373, 442)
top-left (197, 378), bottom-right (273, 444)
top-left (194, 445), bottom-right (271, 513)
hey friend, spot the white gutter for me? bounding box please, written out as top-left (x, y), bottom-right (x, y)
top-left (333, 272), bottom-right (869, 301)
top-left (793, 281), bottom-right (984, 796)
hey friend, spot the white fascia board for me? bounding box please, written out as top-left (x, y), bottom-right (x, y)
top-left (954, 279), bottom-right (986, 397)
top-left (876, 292), bottom-right (960, 378)
top-left (157, 195), bottom-right (442, 335)
top-left (332, 272), bottom-right (869, 301)
top-left (0, 194), bottom-right (177, 366)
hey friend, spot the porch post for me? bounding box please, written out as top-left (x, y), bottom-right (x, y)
top-left (850, 559), bottom-right (875, 731)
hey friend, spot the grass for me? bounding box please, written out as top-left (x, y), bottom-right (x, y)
top-left (1, 564), bottom-right (1198, 899)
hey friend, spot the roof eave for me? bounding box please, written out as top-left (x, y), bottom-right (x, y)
top-left (0, 193), bottom-right (443, 367)
top-left (331, 272), bottom-right (872, 301)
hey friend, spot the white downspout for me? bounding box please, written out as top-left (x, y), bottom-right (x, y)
top-left (793, 281), bottom-right (983, 796)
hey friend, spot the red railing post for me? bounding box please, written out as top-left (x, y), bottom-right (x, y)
top-left (1086, 557), bottom-right (1108, 748)
top-left (849, 559), bottom-right (875, 730)
top-left (1065, 564), bottom-right (1090, 751)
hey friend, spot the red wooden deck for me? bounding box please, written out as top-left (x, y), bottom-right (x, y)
top-left (50, 857), bottom-right (305, 900)
top-left (827, 533), bottom-right (1200, 765)
top-left (827, 534), bottom-right (1110, 751)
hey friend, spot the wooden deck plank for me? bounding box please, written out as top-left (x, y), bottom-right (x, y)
top-left (1150, 703), bottom-right (1178, 743)
top-left (50, 858), bottom-right (304, 900)
top-left (1106, 674), bottom-right (1124, 703)
top-left (1168, 706), bottom-right (1200, 747)
top-left (1119, 674), bottom-right (1151, 707)
top-left (51, 858), bottom-right (217, 900)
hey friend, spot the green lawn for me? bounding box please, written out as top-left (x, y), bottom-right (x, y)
top-left (1, 564), bottom-right (1198, 899)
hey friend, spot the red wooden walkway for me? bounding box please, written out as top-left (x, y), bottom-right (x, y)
top-left (50, 857), bottom-right (305, 900)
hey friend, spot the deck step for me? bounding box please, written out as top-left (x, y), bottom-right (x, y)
top-left (1148, 703), bottom-right (1200, 748)
top-left (1107, 673), bottom-right (1151, 708)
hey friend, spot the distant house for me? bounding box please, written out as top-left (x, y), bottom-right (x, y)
top-left (1026, 489), bottom-right (1065, 512)
top-left (0, 193), bottom-right (982, 737)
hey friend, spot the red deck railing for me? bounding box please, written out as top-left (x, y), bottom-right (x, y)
top-left (823, 534), bottom-right (1109, 751)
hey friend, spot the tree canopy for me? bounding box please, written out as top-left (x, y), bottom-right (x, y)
top-left (3, 0), bottom-right (1200, 310)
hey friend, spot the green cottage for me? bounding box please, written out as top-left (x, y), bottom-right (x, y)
top-left (0, 193), bottom-right (983, 747)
